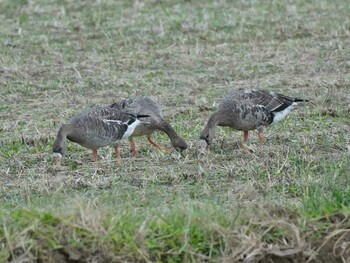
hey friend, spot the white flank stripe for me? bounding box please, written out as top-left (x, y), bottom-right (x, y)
top-left (272, 102), bottom-right (298, 124)
top-left (104, 119), bottom-right (122, 125)
top-left (122, 119), bottom-right (141, 139)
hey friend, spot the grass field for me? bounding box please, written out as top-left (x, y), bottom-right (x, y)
top-left (1, 0), bottom-right (350, 262)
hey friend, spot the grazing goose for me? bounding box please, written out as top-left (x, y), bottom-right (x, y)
top-left (200, 89), bottom-right (308, 147)
top-left (53, 106), bottom-right (149, 164)
top-left (109, 96), bottom-right (188, 157)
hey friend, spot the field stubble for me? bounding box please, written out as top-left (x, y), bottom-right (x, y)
top-left (0, 0), bottom-right (350, 262)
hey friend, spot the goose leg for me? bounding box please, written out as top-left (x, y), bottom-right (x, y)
top-left (114, 146), bottom-right (121, 165)
top-left (239, 131), bottom-right (253, 152)
top-left (92, 149), bottom-right (98, 162)
top-left (243, 131), bottom-right (249, 142)
top-left (128, 137), bottom-right (139, 157)
top-left (258, 130), bottom-right (264, 145)
top-left (147, 136), bottom-right (162, 151)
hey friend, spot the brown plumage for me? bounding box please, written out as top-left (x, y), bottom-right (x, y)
top-left (109, 96), bottom-right (188, 157)
top-left (200, 89), bottom-right (308, 147)
top-left (53, 106), bottom-right (149, 164)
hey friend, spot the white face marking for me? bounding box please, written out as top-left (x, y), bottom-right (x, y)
top-left (52, 152), bottom-right (63, 159)
top-left (272, 102), bottom-right (298, 124)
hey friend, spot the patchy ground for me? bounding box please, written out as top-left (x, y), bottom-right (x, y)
top-left (0, 0), bottom-right (349, 262)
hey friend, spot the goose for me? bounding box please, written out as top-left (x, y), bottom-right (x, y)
top-left (200, 89), bottom-right (308, 147)
top-left (109, 96), bottom-right (188, 157)
top-left (52, 106), bottom-right (149, 164)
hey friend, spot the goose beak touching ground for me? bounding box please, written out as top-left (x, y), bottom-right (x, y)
top-left (52, 106), bottom-right (150, 165)
top-left (52, 125), bottom-right (67, 165)
top-left (199, 134), bottom-right (210, 149)
top-left (200, 89), bottom-right (308, 148)
top-left (199, 134), bottom-right (210, 147)
top-left (199, 114), bottom-right (218, 148)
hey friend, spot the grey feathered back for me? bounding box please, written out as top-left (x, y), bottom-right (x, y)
top-left (71, 107), bottom-right (134, 125)
top-left (224, 89), bottom-right (307, 113)
top-left (67, 111), bottom-right (129, 149)
top-left (110, 97), bottom-right (163, 118)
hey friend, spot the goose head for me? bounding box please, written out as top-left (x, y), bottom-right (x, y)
top-left (199, 125), bottom-right (216, 146)
top-left (52, 125), bottom-right (69, 165)
top-left (171, 136), bottom-right (188, 152)
top-left (200, 113), bottom-right (218, 146)
top-left (52, 139), bottom-right (65, 164)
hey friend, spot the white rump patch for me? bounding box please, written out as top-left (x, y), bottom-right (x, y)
top-left (52, 152), bottom-right (63, 159)
top-left (272, 102), bottom-right (298, 124)
top-left (122, 119), bottom-right (141, 139)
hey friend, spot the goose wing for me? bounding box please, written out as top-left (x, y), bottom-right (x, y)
top-left (71, 107), bottom-right (134, 124)
top-left (66, 115), bottom-right (128, 148)
top-left (70, 107), bottom-right (112, 123)
top-left (109, 98), bottom-right (136, 111)
top-left (110, 96), bottom-right (161, 117)
top-left (231, 89), bottom-right (305, 113)
top-left (70, 107), bottom-right (147, 143)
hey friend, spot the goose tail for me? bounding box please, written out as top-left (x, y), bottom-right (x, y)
top-left (136, 114), bottom-right (151, 120)
top-left (125, 114), bottom-right (150, 125)
top-left (271, 97), bottom-right (308, 124)
top-left (294, 98), bottom-right (309, 102)
top-left (122, 114), bottom-right (150, 139)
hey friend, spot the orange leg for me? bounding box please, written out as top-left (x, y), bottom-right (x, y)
top-left (92, 149), bottom-right (98, 162)
top-left (147, 136), bottom-right (162, 150)
top-left (243, 131), bottom-right (249, 142)
top-left (239, 131), bottom-right (251, 152)
top-left (258, 130), bottom-right (264, 145)
top-left (114, 146), bottom-right (121, 165)
top-left (128, 137), bottom-right (138, 157)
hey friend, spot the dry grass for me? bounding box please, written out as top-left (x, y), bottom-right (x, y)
top-left (0, 0), bottom-right (350, 262)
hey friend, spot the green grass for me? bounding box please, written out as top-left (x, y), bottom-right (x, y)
top-left (1, 0), bottom-right (350, 262)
